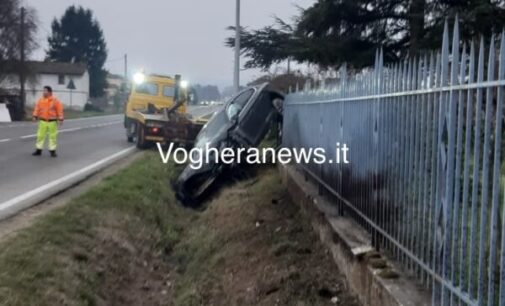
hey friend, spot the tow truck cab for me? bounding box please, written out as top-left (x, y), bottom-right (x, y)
top-left (124, 74), bottom-right (204, 149)
top-left (125, 74), bottom-right (187, 116)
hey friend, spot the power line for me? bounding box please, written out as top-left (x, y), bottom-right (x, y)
top-left (39, 24), bottom-right (51, 35)
top-left (234, 0), bottom-right (241, 93)
top-left (104, 56), bottom-right (124, 64)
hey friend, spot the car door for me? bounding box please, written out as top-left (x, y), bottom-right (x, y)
top-left (233, 83), bottom-right (278, 146)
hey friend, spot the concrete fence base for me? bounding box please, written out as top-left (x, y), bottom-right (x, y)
top-left (278, 163), bottom-right (431, 306)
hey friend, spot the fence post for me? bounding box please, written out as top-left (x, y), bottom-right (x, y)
top-left (432, 19), bottom-right (450, 306)
top-left (440, 17), bottom-right (460, 306)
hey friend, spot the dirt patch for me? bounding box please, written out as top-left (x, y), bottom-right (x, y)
top-left (169, 166), bottom-right (361, 306)
top-left (82, 212), bottom-right (172, 306)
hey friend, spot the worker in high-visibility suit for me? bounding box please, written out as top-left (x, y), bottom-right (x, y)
top-left (32, 86), bottom-right (64, 157)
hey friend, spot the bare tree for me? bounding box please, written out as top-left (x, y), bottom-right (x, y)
top-left (0, 0), bottom-right (38, 86)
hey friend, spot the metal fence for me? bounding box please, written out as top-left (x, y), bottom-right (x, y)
top-left (283, 19), bottom-right (505, 306)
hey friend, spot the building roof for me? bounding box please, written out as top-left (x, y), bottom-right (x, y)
top-left (27, 61), bottom-right (87, 76)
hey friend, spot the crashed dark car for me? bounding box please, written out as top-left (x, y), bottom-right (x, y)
top-left (175, 83), bottom-right (284, 206)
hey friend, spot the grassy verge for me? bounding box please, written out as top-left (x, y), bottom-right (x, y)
top-left (0, 153), bottom-right (360, 306)
top-left (168, 164), bottom-right (360, 305)
top-left (0, 153), bottom-right (188, 306)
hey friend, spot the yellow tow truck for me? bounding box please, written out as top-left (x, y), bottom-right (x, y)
top-left (124, 73), bottom-right (206, 149)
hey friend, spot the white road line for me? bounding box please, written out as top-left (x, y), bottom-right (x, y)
top-left (20, 134), bottom-right (36, 139)
top-left (188, 106), bottom-right (208, 111)
top-left (63, 114), bottom-right (121, 122)
top-left (0, 146), bottom-right (136, 215)
top-left (0, 114), bottom-right (122, 129)
top-left (60, 127), bottom-right (82, 133)
top-left (0, 139), bottom-right (11, 143)
top-left (0, 123), bottom-right (32, 128)
top-left (15, 121), bottom-right (122, 140)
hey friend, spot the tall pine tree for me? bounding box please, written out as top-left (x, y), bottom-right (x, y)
top-left (227, 0), bottom-right (505, 70)
top-left (46, 6), bottom-right (108, 97)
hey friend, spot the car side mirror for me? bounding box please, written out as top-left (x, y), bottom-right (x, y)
top-left (228, 105), bottom-right (241, 123)
top-left (272, 98), bottom-right (284, 114)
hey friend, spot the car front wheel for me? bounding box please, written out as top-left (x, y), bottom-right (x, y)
top-left (176, 166), bottom-right (223, 207)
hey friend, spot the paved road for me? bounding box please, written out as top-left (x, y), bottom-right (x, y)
top-left (0, 105), bottom-right (218, 208)
top-left (187, 104), bottom-right (222, 117)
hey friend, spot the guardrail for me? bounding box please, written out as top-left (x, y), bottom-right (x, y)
top-left (283, 18), bottom-right (505, 306)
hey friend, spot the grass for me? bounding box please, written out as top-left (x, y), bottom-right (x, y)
top-left (0, 152), bottom-right (189, 306)
top-left (168, 165), bottom-right (360, 306)
top-left (0, 150), bottom-right (360, 306)
top-left (168, 171), bottom-right (280, 305)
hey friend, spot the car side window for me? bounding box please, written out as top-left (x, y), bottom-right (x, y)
top-left (226, 89), bottom-right (254, 120)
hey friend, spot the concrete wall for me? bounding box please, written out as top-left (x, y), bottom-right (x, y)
top-left (278, 163), bottom-right (431, 306)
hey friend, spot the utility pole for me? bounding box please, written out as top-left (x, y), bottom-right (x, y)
top-left (233, 0), bottom-right (240, 93)
top-left (122, 53), bottom-right (128, 111)
top-left (19, 7), bottom-right (26, 118)
top-left (124, 53), bottom-right (128, 79)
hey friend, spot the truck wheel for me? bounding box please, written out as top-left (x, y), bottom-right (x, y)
top-left (127, 129), bottom-right (134, 143)
top-left (125, 118), bottom-right (134, 143)
top-left (135, 124), bottom-right (148, 149)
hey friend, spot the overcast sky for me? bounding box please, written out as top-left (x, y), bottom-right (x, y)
top-left (23, 0), bottom-right (315, 89)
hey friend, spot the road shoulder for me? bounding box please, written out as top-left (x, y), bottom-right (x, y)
top-left (0, 150), bottom-right (144, 243)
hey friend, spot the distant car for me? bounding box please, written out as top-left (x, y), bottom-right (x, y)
top-left (175, 83), bottom-right (284, 206)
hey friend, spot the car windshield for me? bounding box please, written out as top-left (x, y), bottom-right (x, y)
top-left (193, 110), bottom-right (229, 149)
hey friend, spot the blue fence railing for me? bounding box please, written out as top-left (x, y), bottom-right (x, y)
top-left (283, 19), bottom-right (505, 306)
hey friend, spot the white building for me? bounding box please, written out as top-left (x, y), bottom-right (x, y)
top-left (0, 61), bottom-right (90, 110)
top-left (106, 73), bottom-right (125, 98)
